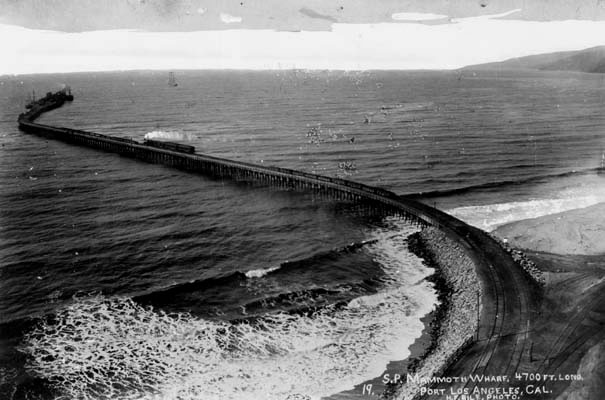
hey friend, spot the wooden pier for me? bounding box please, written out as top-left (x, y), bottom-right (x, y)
top-left (17, 90), bottom-right (539, 400)
top-left (17, 90), bottom-right (451, 229)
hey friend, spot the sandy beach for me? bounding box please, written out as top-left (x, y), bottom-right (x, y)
top-left (492, 203), bottom-right (605, 399)
top-left (385, 227), bottom-right (481, 400)
top-left (386, 201), bottom-right (605, 400)
top-left (493, 202), bottom-right (605, 256)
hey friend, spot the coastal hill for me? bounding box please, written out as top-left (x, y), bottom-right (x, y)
top-left (464, 46), bottom-right (605, 73)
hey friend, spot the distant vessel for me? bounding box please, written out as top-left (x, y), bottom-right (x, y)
top-left (168, 72), bottom-right (178, 87)
top-left (25, 90), bottom-right (36, 109)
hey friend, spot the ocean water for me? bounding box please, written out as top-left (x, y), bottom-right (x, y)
top-left (1, 69), bottom-right (604, 399)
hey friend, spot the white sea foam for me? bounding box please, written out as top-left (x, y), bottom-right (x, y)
top-left (449, 176), bottom-right (605, 231)
top-left (144, 130), bottom-right (196, 141)
top-left (244, 265), bottom-right (281, 278)
top-left (22, 220), bottom-right (437, 400)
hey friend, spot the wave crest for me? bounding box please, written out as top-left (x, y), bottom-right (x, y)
top-left (21, 221), bottom-right (437, 400)
top-left (449, 174), bottom-right (605, 231)
top-left (245, 265), bottom-right (281, 279)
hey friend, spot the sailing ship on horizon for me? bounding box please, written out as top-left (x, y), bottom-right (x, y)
top-left (168, 72), bottom-right (178, 87)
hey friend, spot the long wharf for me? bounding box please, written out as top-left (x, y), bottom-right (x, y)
top-left (18, 89), bottom-right (538, 399)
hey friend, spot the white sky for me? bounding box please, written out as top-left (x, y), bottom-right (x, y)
top-left (3, 10), bottom-right (605, 75)
top-left (391, 12), bottom-right (448, 21)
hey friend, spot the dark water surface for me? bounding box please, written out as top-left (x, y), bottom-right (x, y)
top-left (0, 69), bottom-right (604, 399)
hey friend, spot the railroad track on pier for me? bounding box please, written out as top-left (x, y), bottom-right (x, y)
top-left (424, 223), bottom-right (535, 400)
top-left (19, 90), bottom-right (539, 400)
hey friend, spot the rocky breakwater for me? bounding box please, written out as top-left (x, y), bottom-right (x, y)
top-left (393, 227), bottom-right (482, 400)
top-left (489, 234), bottom-right (545, 287)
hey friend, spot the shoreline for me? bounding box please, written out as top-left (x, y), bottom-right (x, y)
top-left (343, 228), bottom-right (463, 400)
top-left (384, 227), bottom-right (482, 399)
top-left (376, 311), bottom-right (436, 400)
top-left (379, 231), bottom-right (449, 399)
top-left (490, 203), bottom-right (605, 399)
top-left (392, 199), bottom-right (605, 400)
top-left (493, 202), bottom-right (605, 256)
top-left (15, 88), bottom-right (539, 400)
top-left (404, 232), bottom-right (453, 374)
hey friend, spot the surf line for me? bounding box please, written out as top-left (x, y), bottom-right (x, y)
top-left (18, 89), bottom-right (535, 399)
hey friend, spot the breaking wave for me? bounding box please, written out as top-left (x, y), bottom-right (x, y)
top-left (244, 265), bottom-right (281, 278)
top-left (144, 130), bottom-right (196, 141)
top-left (448, 174), bottom-right (605, 231)
top-left (21, 221), bottom-right (438, 400)
top-left (133, 238), bottom-right (382, 317)
top-left (405, 167), bottom-right (602, 199)
top-left (449, 196), bottom-right (605, 232)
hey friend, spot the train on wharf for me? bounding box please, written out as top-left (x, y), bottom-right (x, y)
top-left (143, 138), bottom-right (195, 154)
